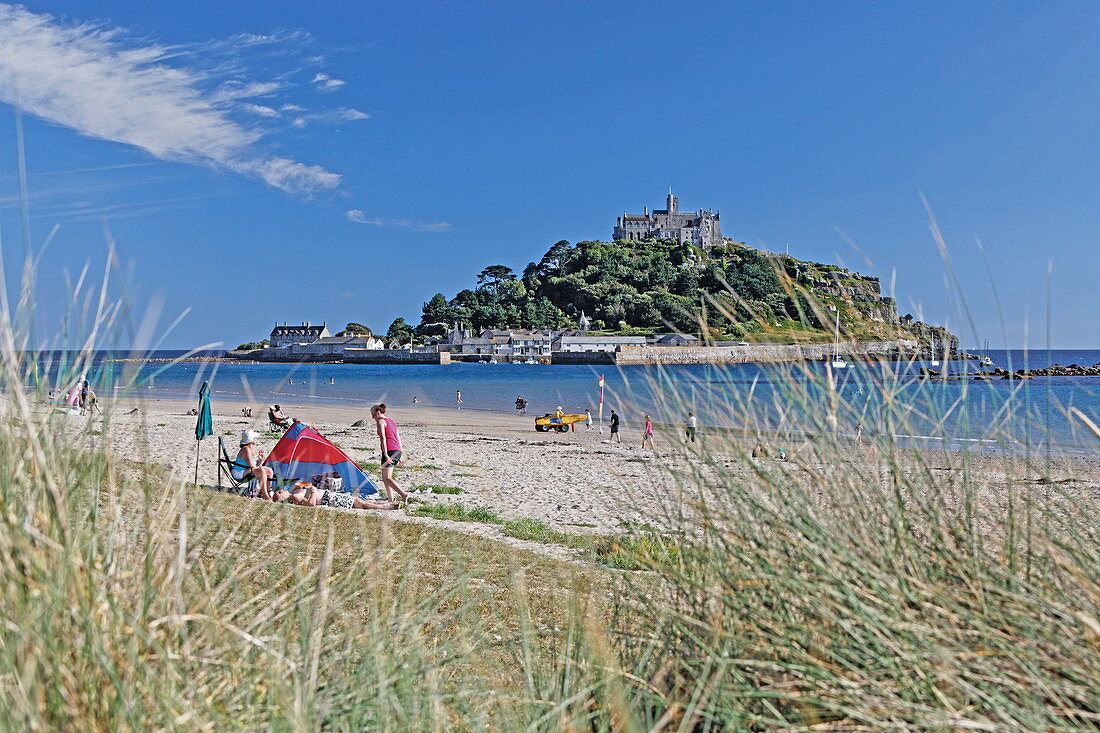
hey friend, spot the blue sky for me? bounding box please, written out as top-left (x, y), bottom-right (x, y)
top-left (0, 1), bottom-right (1097, 349)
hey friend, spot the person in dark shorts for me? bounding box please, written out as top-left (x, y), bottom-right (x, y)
top-left (373, 403), bottom-right (409, 502)
top-left (609, 410), bottom-right (621, 443)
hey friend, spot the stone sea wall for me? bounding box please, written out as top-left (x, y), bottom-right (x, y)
top-left (342, 349), bottom-right (451, 365)
top-left (554, 340), bottom-right (934, 365)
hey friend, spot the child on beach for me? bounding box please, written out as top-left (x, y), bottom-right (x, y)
top-left (585, 409), bottom-right (593, 430)
top-left (642, 414), bottom-right (653, 449)
top-left (373, 403), bottom-right (410, 503)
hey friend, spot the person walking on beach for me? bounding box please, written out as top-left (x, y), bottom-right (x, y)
top-left (456, 389), bottom-right (462, 408)
top-left (856, 422), bottom-right (864, 445)
top-left (584, 409), bottom-right (593, 430)
top-left (372, 404), bottom-right (410, 503)
top-left (641, 414), bottom-right (654, 449)
top-left (685, 412), bottom-right (697, 443)
top-left (609, 410), bottom-right (621, 443)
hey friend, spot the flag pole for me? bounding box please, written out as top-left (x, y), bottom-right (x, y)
top-left (598, 374), bottom-right (605, 434)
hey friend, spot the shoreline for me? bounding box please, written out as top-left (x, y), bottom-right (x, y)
top-left (32, 393), bottom-right (1100, 561)
top-left (93, 384), bottom-right (1097, 458)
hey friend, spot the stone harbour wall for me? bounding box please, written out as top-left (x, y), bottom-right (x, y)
top-left (342, 349), bottom-right (451, 365)
top-left (552, 340), bottom-right (929, 365)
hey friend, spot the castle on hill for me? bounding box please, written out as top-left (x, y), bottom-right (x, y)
top-left (613, 190), bottom-right (723, 248)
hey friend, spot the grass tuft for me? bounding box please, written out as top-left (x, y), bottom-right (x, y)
top-left (412, 484), bottom-right (462, 495)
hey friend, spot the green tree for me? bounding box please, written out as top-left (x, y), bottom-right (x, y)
top-left (386, 317), bottom-right (413, 343)
top-left (337, 322), bottom-right (372, 336)
top-left (477, 265), bottom-right (516, 290)
top-left (421, 293), bottom-right (454, 326)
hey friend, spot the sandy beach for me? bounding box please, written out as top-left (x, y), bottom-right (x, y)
top-left (36, 391), bottom-right (1097, 562)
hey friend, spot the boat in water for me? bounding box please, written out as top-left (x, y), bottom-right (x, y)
top-left (831, 312), bottom-right (848, 369)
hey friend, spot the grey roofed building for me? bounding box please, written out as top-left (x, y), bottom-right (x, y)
top-left (296, 335), bottom-right (384, 354)
top-left (269, 322), bottom-right (331, 347)
top-left (613, 190), bottom-right (723, 248)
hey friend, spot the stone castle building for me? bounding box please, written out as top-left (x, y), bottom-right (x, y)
top-left (613, 190), bottom-right (723, 247)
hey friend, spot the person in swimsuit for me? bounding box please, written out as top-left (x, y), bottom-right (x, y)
top-left (269, 405), bottom-right (290, 430)
top-left (609, 410), bottom-right (621, 443)
top-left (641, 414), bottom-right (654, 449)
top-left (372, 403), bottom-right (409, 502)
top-left (232, 430), bottom-right (276, 499)
top-left (273, 481), bottom-right (399, 510)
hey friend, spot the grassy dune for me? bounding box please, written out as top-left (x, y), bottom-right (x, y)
top-left (3, 339), bottom-right (1100, 730)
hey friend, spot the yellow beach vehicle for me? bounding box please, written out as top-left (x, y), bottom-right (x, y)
top-left (534, 413), bottom-right (587, 433)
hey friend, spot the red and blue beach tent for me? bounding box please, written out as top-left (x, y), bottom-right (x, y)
top-left (264, 421), bottom-right (379, 496)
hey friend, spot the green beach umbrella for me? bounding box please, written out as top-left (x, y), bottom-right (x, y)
top-left (194, 381), bottom-right (213, 485)
top-left (196, 381), bottom-right (214, 440)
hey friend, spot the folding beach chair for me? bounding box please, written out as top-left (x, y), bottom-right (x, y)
top-left (218, 436), bottom-right (261, 496)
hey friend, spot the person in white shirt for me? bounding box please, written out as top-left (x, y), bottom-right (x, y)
top-left (584, 408), bottom-right (593, 430)
top-left (685, 412), bottom-right (697, 443)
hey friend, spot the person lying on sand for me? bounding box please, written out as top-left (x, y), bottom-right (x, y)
top-left (272, 481), bottom-right (399, 510)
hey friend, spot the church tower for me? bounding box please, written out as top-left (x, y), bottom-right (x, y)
top-left (666, 188), bottom-right (679, 214)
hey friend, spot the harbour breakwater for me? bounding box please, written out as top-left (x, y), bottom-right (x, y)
top-left (552, 341), bottom-right (953, 365)
top-left (920, 362), bottom-right (1100, 380)
top-left (224, 348), bottom-right (450, 365)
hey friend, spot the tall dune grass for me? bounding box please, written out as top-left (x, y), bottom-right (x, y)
top-left (1, 264), bottom-right (1098, 730)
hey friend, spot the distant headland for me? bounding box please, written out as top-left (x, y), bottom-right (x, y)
top-left (229, 191), bottom-right (959, 365)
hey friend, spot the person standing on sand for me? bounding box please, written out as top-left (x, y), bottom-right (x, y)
top-left (609, 410), bottom-right (621, 443)
top-left (856, 423), bottom-right (864, 445)
top-left (372, 403), bottom-right (409, 503)
top-left (456, 389), bottom-right (462, 408)
top-left (584, 409), bottom-right (593, 430)
top-left (641, 414), bottom-right (654, 449)
top-left (685, 412), bottom-right (697, 443)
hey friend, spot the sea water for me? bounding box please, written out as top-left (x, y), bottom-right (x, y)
top-left (28, 349), bottom-right (1100, 455)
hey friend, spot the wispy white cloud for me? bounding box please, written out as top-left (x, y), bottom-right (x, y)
top-left (291, 107), bottom-right (370, 128)
top-left (0, 4), bottom-right (341, 195)
top-left (345, 209), bottom-right (450, 233)
top-left (242, 102), bottom-right (280, 118)
top-left (311, 72), bottom-right (346, 92)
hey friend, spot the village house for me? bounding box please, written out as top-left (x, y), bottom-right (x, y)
top-left (269, 322), bottom-right (331, 347)
top-left (553, 334), bottom-right (648, 352)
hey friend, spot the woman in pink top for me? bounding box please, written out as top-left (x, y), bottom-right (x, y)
top-left (641, 414), bottom-right (654, 449)
top-left (372, 403), bottom-right (409, 502)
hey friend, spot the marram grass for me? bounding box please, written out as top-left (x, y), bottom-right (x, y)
top-left (2, 325), bottom-right (1099, 730)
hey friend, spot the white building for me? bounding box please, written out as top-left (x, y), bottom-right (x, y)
top-left (553, 335), bottom-right (647, 353)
